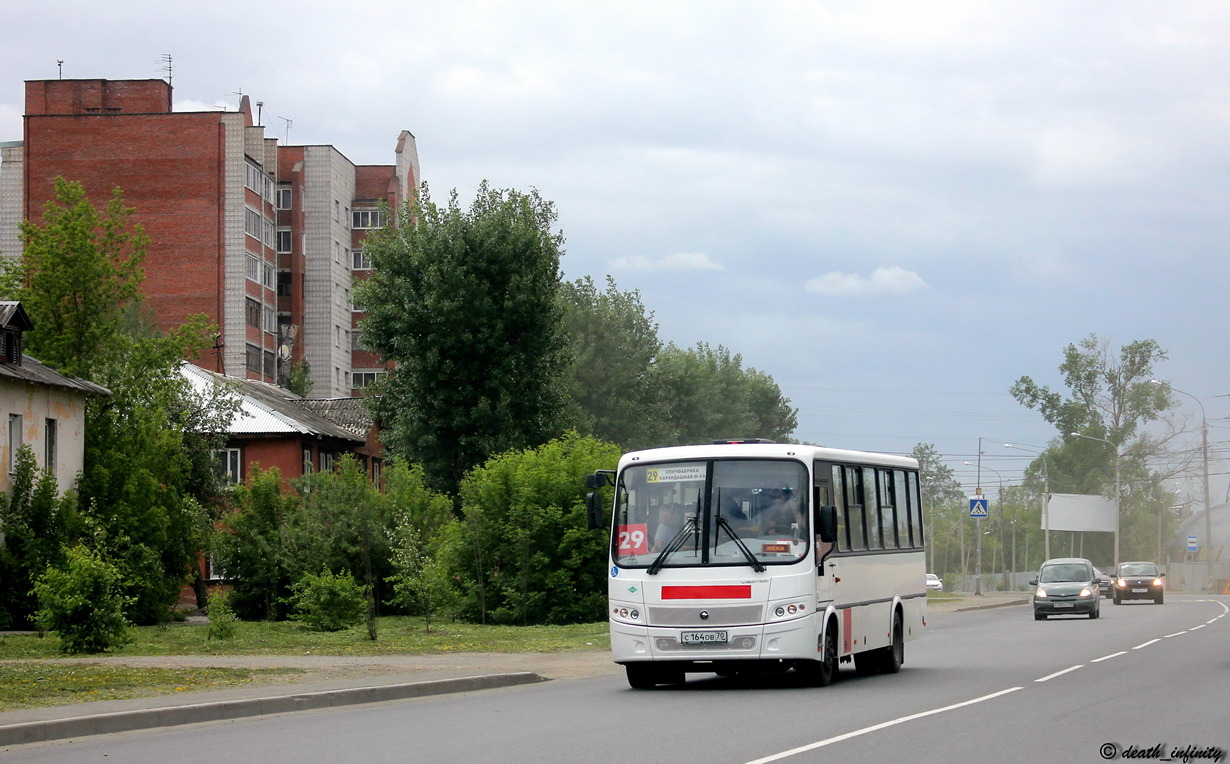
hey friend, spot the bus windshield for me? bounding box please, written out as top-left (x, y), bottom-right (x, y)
top-left (612, 459), bottom-right (809, 569)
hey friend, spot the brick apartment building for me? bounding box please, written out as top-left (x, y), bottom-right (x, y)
top-left (0, 77), bottom-right (418, 400)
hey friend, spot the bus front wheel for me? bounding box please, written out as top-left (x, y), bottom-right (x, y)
top-left (626, 663), bottom-right (658, 689)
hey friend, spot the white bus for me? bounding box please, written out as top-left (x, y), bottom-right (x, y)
top-left (585, 440), bottom-right (926, 689)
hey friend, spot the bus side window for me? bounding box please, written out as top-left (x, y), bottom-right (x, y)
top-left (893, 470), bottom-right (910, 547)
top-left (862, 466), bottom-right (881, 550)
top-left (844, 465), bottom-right (866, 550)
top-left (830, 464), bottom-right (847, 551)
top-left (878, 469), bottom-right (897, 549)
top-left (908, 471), bottom-right (924, 547)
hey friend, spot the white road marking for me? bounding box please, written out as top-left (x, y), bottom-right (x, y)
top-left (743, 687), bottom-right (1024, 763)
top-left (1132, 639), bottom-right (1160, 649)
top-left (1091, 651), bottom-right (1127, 662)
top-left (1035, 665), bottom-right (1083, 682)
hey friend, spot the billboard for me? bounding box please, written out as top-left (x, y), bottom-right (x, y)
top-left (1046, 493), bottom-right (1117, 533)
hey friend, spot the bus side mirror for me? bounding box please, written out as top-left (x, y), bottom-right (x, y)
top-left (585, 472), bottom-right (610, 490)
top-left (816, 505), bottom-right (837, 543)
top-left (586, 491), bottom-right (605, 530)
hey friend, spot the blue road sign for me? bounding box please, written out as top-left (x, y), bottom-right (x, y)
top-left (969, 497), bottom-right (989, 518)
top-left (1187, 535), bottom-right (1198, 552)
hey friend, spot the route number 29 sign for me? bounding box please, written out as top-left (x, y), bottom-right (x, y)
top-left (617, 524), bottom-right (649, 555)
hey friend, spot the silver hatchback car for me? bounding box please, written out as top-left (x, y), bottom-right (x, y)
top-left (1030, 557), bottom-right (1100, 620)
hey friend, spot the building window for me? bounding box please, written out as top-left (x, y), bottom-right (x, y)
top-left (352, 249), bottom-right (372, 270)
top-left (321, 452), bottom-right (335, 472)
top-left (263, 306), bottom-right (276, 334)
top-left (8, 414), bottom-right (22, 474)
top-left (277, 184), bottom-right (292, 210)
top-left (245, 162), bottom-right (264, 193)
top-left (246, 298), bottom-right (261, 328)
top-left (44, 418), bottom-right (56, 470)
top-left (244, 207), bottom-right (262, 239)
top-left (215, 448), bottom-right (242, 484)
top-left (246, 254), bottom-right (260, 282)
top-left (276, 228), bottom-right (292, 254)
top-left (277, 270), bottom-right (292, 297)
top-left (303, 448), bottom-right (313, 475)
top-left (352, 209), bottom-right (386, 230)
top-left (263, 350), bottom-right (276, 379)
top-left (245, 344), bottom-right (262, 374)
top-left (263, 263), bottom-right (275, 289)
top-left (352, 370), bottom-right (385, 388)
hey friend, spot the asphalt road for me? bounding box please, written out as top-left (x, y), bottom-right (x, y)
top-left (5, 595), bottom-right (1227, 764)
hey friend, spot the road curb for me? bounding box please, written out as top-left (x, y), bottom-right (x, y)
top-left (954, 597), bottom-right (1029, 612)
top-left (0, 672), bottom-right (546, 747)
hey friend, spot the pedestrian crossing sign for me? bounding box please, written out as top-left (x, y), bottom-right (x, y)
top-left (968, 497), bottom-right (989, 518)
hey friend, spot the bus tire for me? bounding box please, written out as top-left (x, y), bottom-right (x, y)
top-left (800, 623), bottom-right (838, 687)
top-left (883, 611), bottom-right (904, 674)
top-left (625, 663), bottom-right (659, 690)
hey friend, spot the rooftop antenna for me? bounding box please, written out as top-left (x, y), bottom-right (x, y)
top-left (256, 101), bottom-right (263, 126)
top-left (57, 60), bottom-right (64, 79)
top-left (232, 89), bottom-right (244, 110)
top-left (277, 116), bottom-right (293, 145)
top-left (160, 54), bottom-right (173, 85)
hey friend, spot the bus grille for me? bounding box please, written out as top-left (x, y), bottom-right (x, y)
top-left (648, 604), bottom-right (764, 627)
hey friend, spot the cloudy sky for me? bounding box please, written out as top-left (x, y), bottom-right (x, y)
top-left (3, 1), bottom-right (1228, 501)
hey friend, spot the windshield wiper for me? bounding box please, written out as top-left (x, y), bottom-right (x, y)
top-left (647, 516), bottom-right (698, 576)
top-left (715, 516), bottom-right (766, 572)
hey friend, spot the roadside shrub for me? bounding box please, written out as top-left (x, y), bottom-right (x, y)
top-left (34, 545), bottom-right (133, 654)
top-left (289, 569), bottom-right (366, 632)
top-left (206, 588), bottom-right (238, 640)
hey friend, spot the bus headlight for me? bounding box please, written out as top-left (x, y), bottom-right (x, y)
top-left (772, 603), bottom-right (807, 621)
top-left (612, 607), bottom-right (642, 623)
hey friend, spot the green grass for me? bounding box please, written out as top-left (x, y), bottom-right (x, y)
top-left (0, 663), bottom-right (301, 711)
top-left (0, 618), bottom-right (610, 660)
top-left (0, 619), bottom-right (610, 712)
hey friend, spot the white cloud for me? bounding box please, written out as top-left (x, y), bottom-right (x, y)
top-left (610, 251), bottom-right (723, 272)
top-left (805, 266), bottom-right (929, 297)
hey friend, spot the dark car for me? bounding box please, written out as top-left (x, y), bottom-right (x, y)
top-left (1113, 561), bottom-right (1164, 605)
top-left (1093, 567), bottom-right (1112, 598)
top-left (1030, 557), bottom-right (1100, 620)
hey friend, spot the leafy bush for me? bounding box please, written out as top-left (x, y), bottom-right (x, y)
top-left (206, 588), bottom-right (238, 640)
top-left (289, 569), bottom-right (366, 632)
top-left (445, 432), bottom-right (621, 625)
top-left (34, 545), bottom-right (133, 654)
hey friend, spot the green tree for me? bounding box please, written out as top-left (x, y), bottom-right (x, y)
top-left (291, 456), bottom-right (391, 638)
top-left (0, 447), bottom-right (77, 628)
top-left (654, 342), bottom-right (797, 444)
top-left (560, 276), bottom-right (668, 450)
top-left (1010, 335), bottom-right (1172, 564)
top-left (911, 443), bottom-right (965, 582)
top-left (212, 467), bottom-right (297, 620)
top-left (3, 177), bottom-right (238, 625)
top-left (356, 182), bottom-right (571, 497)
top-left (441, 433), bottom-right (621, 625)
top-left (0, 177), bottom-right (147, 379)
top-left (387, 460), bottom-right (461, 630)
top-left (78, 321), bottom-right (236, 624)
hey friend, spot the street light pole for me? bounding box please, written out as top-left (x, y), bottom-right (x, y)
top-left (1071, 432), bottom-right (1121, 568)
top-left (1152, 380), bottom-right (1212, 589)
top-left (1006, 443), bottom-right (1050, 561)
top-left (978, 463), bottom-right (1007, 589)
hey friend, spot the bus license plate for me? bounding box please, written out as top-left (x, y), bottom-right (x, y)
top-left (681, 630), bottom-right (728, 645)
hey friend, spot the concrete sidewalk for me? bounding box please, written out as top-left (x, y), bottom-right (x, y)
top-left (0, 593), bottom-right (1028, 747)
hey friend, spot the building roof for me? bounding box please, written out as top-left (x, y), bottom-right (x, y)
top-left (298, 397), bottom-right (375, 439)
top-left (0, 355), bottom-right (111, 398)
top-left (180, 363), bottom-right (363, 443)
